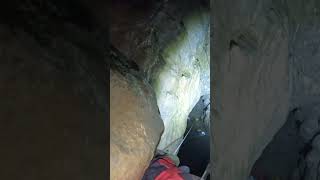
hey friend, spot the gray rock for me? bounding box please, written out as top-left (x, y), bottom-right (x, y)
top-left (212, 0), bottom-right (290, 179)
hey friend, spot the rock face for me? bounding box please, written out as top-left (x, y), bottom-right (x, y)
top-left (285, 105), bottom-right (320, 180)
top-left (187, 95), bottom-right (210, 133)
top-left (286, 2), bottom-right (320, 179)
top-left (212, 0), bottom-right (290, 179)
top-left (110, 0), bottom-right (210, 153)
top-left (110, 47), bottom-right (164, 180)
top-left (250, 109), bottom-right (305, 179)
top-left (251, 104), bottom-right (320, 180)
top-left (0, 1), bottom-right (107, 179)
top-left (213, 0), bottom-right (320, 179)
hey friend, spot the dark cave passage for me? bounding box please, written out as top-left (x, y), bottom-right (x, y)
top-left (178, 95), bottom-right (210, 178)
top-left (250, 109), bottom-right (305, 180)
top-left (178, 129), bottom-right (210, 177)
top-left (250, 104), bottom-right (320, 180)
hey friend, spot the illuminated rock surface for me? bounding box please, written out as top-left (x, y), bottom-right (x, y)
top-left (111, 0), bottom-right (210, 153)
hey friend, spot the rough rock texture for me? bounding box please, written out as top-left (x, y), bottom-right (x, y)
top-left (244, 1), bottom-right (320, 179)
top-left (286, 1), bottom-right (320, 179)
top-left (251, 104), bottom-right (320, 180)
top-left (110, 47), bottom-right (164, 180)
top-left (0, 1), bottom-right (107, 179)
top-left (212, 0), bottom-right (290, 179)
top-left (250, 109), bottom-right (305, 179)
top-left (187, 95), bottom-right (210, 133)
top-left (288, 0), bottom-right (320, 109)
top-left (110, 0), bottom-right (210, 153)
top-left (287, 104), bottom-right (320, 180)
top-left (213, 0), bottom-right (320, 179)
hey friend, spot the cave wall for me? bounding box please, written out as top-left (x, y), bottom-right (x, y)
top-left (152, 9), bottom-right (210, 152)
top-left (0, 1), bottom-right (107, 179)
top-left (287, 8), bottom-right (320, 179)
top-left (250, 109), bottom-right (305, 179)
top-left (212, 0), bottom-right (290, 179)
top-left (187, 95), bottom-right (210, 133)
top-left (110, 47), bottom-right (164, 180)
top-left (250, 103), bottom-right (320, 180)
top-left (212, 0), bottom-right (320, 179)
top-left (288, 0), bottom-right (320, 109)
top-left (110, 0), bottom-right (210, 153)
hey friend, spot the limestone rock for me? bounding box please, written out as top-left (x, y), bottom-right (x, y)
top-left (110, 48), bottom-right (164, 180)
top-left (110, 0), bottom-right (210, 153)
top-left (243, 0), bottom-right (320, 178)
top-left (299, 105), bottom-right (320, 142)
top-left (212, 0), bottom-right (289, 179)
top-left (250, 109), bottom-right (305, 179)
top-left (312, 135), bottom-right (320, 151)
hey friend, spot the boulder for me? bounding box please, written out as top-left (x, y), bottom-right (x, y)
top-left (110, 48), bottom-right (164, 180)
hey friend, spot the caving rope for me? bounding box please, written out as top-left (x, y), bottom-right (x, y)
top-left (161, 123), bottom-right (194, 155)
top-left (174, 124), bottom-right (194, 155)
top-left (200, 163), bottom-right (210, 180)
top-left (160, 122), bottom-right (211, 179)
